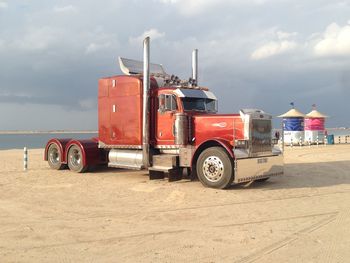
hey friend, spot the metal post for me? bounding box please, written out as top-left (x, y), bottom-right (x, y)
top-left (316, 136), bottom-right (319, 147)
top-left (142, 37), bottom-right (150, 168)
top-left (308, 138), bottom-right (311, 148)
top-left (299, 136), bottom-right (302, 147)
top-left (290, 138), bottom-right (293, 148)
top-left (324, 135), bottom-right (327, 146)
top-left (192, 49), bottom-right (198, 86)
top-left (24, 147), bottom-right (28, 171)
top-left (338, 136), bottom-right (341, 144)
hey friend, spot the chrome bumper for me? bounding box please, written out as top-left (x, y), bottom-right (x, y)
top-left (233, 155), bottom-right (284, 184)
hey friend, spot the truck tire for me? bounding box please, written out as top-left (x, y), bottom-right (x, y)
top-left (196, 147), bottom-right (234, 189)
top-left (67, 145), bottom-right (88, 173)
top-left (47, 143), bottom-right (66, 170)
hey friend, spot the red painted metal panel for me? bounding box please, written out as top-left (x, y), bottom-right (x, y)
top-left (98, 76), bottom-right (143, 146)
top-left (192, 114), bottom-right (244, 147)
top-left (65, 139), bottom-right (106, 166)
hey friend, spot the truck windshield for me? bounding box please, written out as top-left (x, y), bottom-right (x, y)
top-left (182, 98), bottom-right (217, 112)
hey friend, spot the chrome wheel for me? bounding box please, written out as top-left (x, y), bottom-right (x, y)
top-left (202, 155), bottom-right (225, 183)
top-left (47, 143), bottom-right (66, 170)
top-left (69, 148), bottom-right (81, 168)
top-left (196, 147), bottom-right (234, 189)
top-left (67, 145), bottom-right (88, 173)
top-left (49, 147), bottom-right (60, 165)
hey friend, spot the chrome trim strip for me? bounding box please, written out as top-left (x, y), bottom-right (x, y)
top-left (98, 141), bottom-right (142, 149)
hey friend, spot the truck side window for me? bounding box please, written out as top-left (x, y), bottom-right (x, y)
top-left (158, 94), bottom-right (177, 113)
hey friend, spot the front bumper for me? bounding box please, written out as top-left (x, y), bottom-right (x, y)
top-left (233, 155), bottom-right (284, 184)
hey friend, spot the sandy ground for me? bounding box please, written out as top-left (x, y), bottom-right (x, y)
top-left (0, 145), bottom-right (349, 262)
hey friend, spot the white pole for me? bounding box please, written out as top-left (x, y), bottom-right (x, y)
top-left (308, 137), bottom-right (311, 148)
top-left (324, 135), bottom-right (327, 146)
top-left (290, 137), bottom-right (293, 148)
top-left (24, 147), bottom-right (28, 171)
top-left (316, 136), bottom-right (319, 147)
top-left (299, 136), bottom-right (302, 147)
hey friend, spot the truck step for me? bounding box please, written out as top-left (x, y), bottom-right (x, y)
top-left (152, 154), bottom-right (179, 168)
top-left (149, 166), bottom-right (183, 182)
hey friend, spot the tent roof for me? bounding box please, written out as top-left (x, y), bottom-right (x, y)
top-left (278, 108), bottom-right (305, 118)
top-left (305, 110), bottom-right (328, 118)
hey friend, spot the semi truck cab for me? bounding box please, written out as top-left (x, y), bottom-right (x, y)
top-left (45, 37), bottom-right (283, 189)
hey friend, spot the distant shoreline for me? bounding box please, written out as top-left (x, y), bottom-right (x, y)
top-left (0, 131), bottom-right (98, 135)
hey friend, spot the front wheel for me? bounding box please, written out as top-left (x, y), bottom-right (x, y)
top-left (67, 145), bottom-right (88, 173)
top-left (196, 147), bottom-right (234, 189)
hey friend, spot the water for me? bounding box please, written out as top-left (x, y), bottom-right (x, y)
top-left (0, 133), bottom-right (98, 150)
top-left (1, 130), bottom-right (349, 150)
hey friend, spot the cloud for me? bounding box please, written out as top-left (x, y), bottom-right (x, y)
top-left (313, 22), bottom-right (350, 57)
top-left (78, 98), bottom-right (97, 110)
top-left (85, 42), bottom-right (111, 54)
top-left (53, 5), bottom-right (77, 14)
top-left (129, 28), bottom-right (165, 44)
top-left (157, 0), bottom-right (280, 15)
top-left (251, 30), bottom-right (298, 60)
top-left (14, 27), bottom-right (63, 51)
top-left (0, 1), bottom-right (8, 9)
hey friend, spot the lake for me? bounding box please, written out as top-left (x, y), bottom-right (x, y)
top-left (0, 133), bottom-right (98, 150)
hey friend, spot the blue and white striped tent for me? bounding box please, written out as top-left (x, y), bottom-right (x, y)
top-left (278, 108), bottom-right (305, 145)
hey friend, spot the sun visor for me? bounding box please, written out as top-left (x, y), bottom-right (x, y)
top-left (174, 89), bottom-right (217, 100)
top-left (118, 57), bottom-right (167, 76)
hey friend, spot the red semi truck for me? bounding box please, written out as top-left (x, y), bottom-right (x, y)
top-left (44, 37), bottom-right (283, 189)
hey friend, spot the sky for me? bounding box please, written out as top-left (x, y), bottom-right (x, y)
top-left (0, 0), bottom-right (350, 130)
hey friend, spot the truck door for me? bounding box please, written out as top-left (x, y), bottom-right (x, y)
top-left (155, 93), bottom-right (178, 146)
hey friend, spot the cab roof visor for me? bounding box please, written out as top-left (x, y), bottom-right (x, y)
top-left (174, 88), bottom-right (217, 100)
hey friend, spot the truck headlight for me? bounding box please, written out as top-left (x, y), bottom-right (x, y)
top-left (235, 140), bottom-right (247, 148)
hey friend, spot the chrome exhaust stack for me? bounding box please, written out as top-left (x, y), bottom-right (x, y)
top-left (192, 49), bottom-right (198, 86)
top-left (142, 37), bottom-right (150, 168)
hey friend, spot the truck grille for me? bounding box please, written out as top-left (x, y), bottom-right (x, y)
top-left (251, 119), bottom-right (272, 154)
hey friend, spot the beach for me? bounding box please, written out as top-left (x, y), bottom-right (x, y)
top-left (0, 145), bottom-right (349, 262)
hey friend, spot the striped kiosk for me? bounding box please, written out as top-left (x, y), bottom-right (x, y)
top-left (278, 104), bottom-right (305, 146)
top-left (304, 105), bottom-right (328, 144)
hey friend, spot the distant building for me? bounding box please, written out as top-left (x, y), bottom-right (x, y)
top-left (304, 106), bottom-right (328, 143)
top-left (278, 108), bottom-right (305, 145)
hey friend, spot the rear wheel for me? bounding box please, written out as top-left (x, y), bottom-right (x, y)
top-left (196, 147), bottom-right (234, 189)
top-left (67, 145), bottom-right (88, 173)
top-left (47, 143), bottom-right (66, 170)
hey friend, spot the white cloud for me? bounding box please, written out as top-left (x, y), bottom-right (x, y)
top-left (53, 5), bottom-right (77, 13)
top-left (313, 22), bottom-right (350, 57)
top-left (276, 30), bottom-right (297, 40)
top-left (129, 28), bottom-right (165, 44)
top-left (85, 42), bottom-right (111, 54)
top-left (0, 1), bottom-right (8, 9)
top-left (251, 41), bottom-right (297, 60)
top-left (157, 0), bottom-right (280, 15)
top-left (251, 29), bottom-right (298, 60)
top-left (14, 27), bottom-right (62, 51)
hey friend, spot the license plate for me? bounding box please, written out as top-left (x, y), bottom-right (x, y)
top-left (257, 158), bottom-right (268, 164)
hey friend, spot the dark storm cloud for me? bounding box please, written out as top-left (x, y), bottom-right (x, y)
top-left (0, 0), bottom-right (350, 129)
